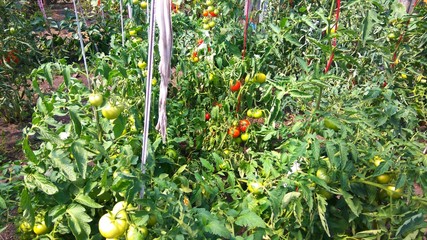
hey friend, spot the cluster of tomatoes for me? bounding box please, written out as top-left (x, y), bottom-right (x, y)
top-left (372, 156), bottom-right (403, 199)
top-left (201, 0), bottom-right (219, 30)
top-left (131, 0), bottom-right (148, 9)
top-left (228, 119), bottom-right (251, 142)
top-left (19, 212), bottom-right (51, 237)
top-left (89, 92), bottom-right (125, 120)
top-left (229, 72), bottom-right (266, 92)
top-left (99, 201), bottom-right (148, 239)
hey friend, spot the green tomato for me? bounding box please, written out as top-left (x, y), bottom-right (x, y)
top-left (386, 185), bottom-right (403, 199)
top-left (248, 181), bottom-right (263, 194)
top-left (203, 24), bottom-right (210, 30)
top-left (137, 61), bottom-right (147, 69)
top-left (252, 109), bottom-right (263, 119)
top-left (254, 73), bottom-right (266, 83)
top-left (102, 104), bottom-right (122, 119)
top-left (129, 30), bottom-right (137, 36)
top-left (112, 201), bottom-right (133, 214)
top-left (208, 21), bottom-right (215, 28)
top-left (19, 221), bottom-right (32, 233)
top-left (206, 0), bottom-right (213, 6)
top-left (132, 0), bottom-right (139, 4)
top-left (316, 168), bottom-right (331, 183)
top-left (376, 174), bottom-right (391, 184)
top-left (126, 225), bottom-right (148, 240)
top-left (89, 93), bottom-right (103, 107)
top-left (247, 109), bottom-right (254, 117)
top-left (140, 1), bottom-right (147, 9)
top-left (33, 221), bottom-right (49, 235)
top-left (147, 214), bottom-right (157, 227)
top-left (241, 133), bottom-right (249, 141)
top-left (387, 32), bottom-right (396, 40)
top-left (99, 211), bottom-right (129, 239)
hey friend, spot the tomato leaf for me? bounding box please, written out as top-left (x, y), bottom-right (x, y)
top-left (20, 188), bottom-right (35, 226)
top-left (26, 172), bottom-right (59, 195)
top-left (74, 194), bottom-right (103, 208)
top-left (204, 220), bottom-right (231, 238)
top-left (361, 10), bottom-right (374, 46)
top-left (23, 137), bottom-right (38, 164)
top-left (395, 213), bottom-right (427, 237)
top-left (62, 65), bottom-right (71, 87)
top-left (50, 149), bottom-right (77, 182)
top-left (66, 203), bottom-right (92, 239)
top-left (113, 115), bottom-right (126, 139)
top-left (43, 63), bottom-right (53, 86)
top-left (339, 189), bottom-right (362, 217)
top-left (235, 210), bottom-right (266, 229)
top-left (71, 141), bottom-right (88, 179)
top-left (48, 205), bottom-right (67, 222)
top-left (316, 194), bottom-right (331, 237)
top-left (0, 196), bottom-right (6, 209)
top-left (200, 158), bottom-right (214, 172)
top-left (69, 110), bottom-right (82, 136)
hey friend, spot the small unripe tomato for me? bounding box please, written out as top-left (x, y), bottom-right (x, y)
top-left (140, 1), bottom-right (147, 8)
top-left (241, 133), bottom-right (249, 141)
top-left (89, 93), bottom-right (103, 107)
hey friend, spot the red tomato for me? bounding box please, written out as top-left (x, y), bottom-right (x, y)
top-left (228, 127), bottom-right (240, 138)
top-left (205, 112), bottom-right (211, 121)
top-left (197, 39), bottom-right (204, 45)
top-left (209, 11), bottom-right (217, 17)
top-left (230, 81), bottom-right (241, 92)
top-left (202, 10), bottom-right (209, 17)
top-left (4, 50), bottom-right (19, 64)
top-left (192, 51), bottom-right (198, 58)
top-left (239, 119), bottom-right (250, 132)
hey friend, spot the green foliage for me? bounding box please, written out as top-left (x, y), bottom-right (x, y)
top-left (8, 0), bottom-right (427, 239)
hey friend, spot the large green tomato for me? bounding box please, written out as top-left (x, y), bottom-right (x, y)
top-left (99, 211), bottom-right (129, 238)
top-left (254, 73), bottom-right (266, 83)
top-left (316, 168), bottom-right (331, 183)
top-left (252, 109), bottom-right (263, 119)
top-left (386, 185), bottom-right (403, 199)
top-left (126, 225), bottom-right (148, 240)
top-left (102, 104), bottom-right (122, 119)
top-left (112, 201), bottom-right (134, 214)
top-left (89, 93), bottom-right (103, 107)
top-left (33, 221), bottom-right (49, 235)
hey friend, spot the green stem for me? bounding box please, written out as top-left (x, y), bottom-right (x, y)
top-left (95, 108), bottom-right (102, 142)
top-left (315, 86), bottom-right (323, 111)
